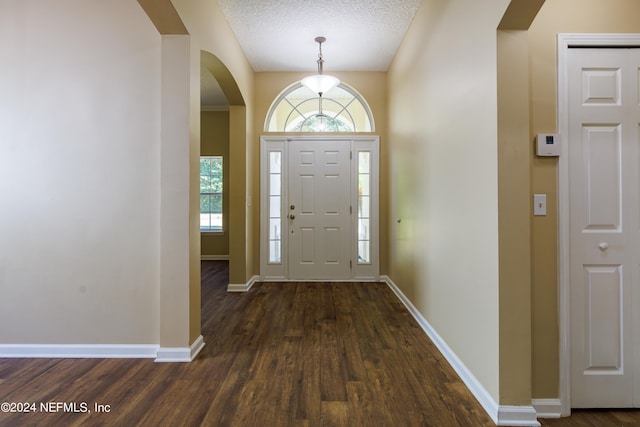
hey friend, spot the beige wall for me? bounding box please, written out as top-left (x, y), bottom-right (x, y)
top-left (0, 0), bottom-right (255, 350)
top-left (389, 0), bottom-right (640, 405)
top-left (497, 29), bottom-right (534, 405)
top-left (528, 0), bottom-right (640, 398)
top-left (171, 0), bottom-right (255, 292)
top-left (200, 111), bottom-right (230, 257)
top-left (389, 0), bottom-right (513, 403)
top-left (254, 72), bottom-right (389, 275)
top-left (0, 0), bottom-right (162, 344)
top-left (159, 34), bottom-right (195, 348)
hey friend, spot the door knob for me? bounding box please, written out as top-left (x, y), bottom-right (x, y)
top-left (289, 214), bottom-right (295, 220)
top-left (290, 205), bottom-right (295, 210)
top-left (598, 242), bottom-right (609, 251)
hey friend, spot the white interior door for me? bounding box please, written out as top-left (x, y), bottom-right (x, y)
top-left (568, 47), bottom-right (640, 408)
top-left (287, 139), bottom-right (351, 279)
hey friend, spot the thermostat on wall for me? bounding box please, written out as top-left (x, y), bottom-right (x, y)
top-left (536, 133), bottom-right (560, 156)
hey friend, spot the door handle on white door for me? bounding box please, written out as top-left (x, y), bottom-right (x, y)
top-left (598, 242), bottom-right (609, 251)
top-left (289, 214), bottom-right (295, 220)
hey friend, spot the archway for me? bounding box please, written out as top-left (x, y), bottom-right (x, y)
top-left (137, 0), bottom-right (249, 360)
top-left (201, 51), bottom-right (248, 289)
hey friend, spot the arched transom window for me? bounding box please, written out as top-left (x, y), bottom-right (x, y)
top-left (265, 82), bottom-right (374, 132)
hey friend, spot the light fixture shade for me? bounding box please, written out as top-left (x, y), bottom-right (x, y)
top-left (301, 74), bottom-right (340, 95)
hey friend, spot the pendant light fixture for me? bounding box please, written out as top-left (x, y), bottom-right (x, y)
top-left (300, 36), bottom-right (340, 96)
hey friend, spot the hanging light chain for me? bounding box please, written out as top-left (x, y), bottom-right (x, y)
top-left (316, 36), bottom-right (326, 75)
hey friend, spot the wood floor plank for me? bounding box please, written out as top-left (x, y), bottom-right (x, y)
top-left (318, 286), bottom-right (348, 403)
top-left (345, 381), bottom-right (384, 427)
top-left (539, 409), bottom-right (640, 427)
top-left (320, 401), bottom-right (349, 427)
top-left (334, 309), bottom-right (368, 382)
top-left (1, 261), bottom-right (639, 427)
top-left (296, 313), bottom-right (322, 423)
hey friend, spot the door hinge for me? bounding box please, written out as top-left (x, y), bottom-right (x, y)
top-left (350, 205), bottom-right (352, 215)
top-left (350, 260), bottom-right (352, 269)
top-left (350, 151), bottom-right (352, 160)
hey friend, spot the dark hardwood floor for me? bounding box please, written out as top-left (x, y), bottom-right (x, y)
top-left (1, 261), bottom-right (638, 426)
top-left (539, 409), bottom-right (640, 427)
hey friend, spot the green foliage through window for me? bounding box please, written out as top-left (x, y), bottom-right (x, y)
top-left (200, 156), bottom-right (223, 231)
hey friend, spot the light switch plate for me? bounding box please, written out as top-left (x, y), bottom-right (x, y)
top-left (533, 194), bottom-right (547, 216)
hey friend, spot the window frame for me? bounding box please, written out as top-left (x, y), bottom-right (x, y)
top-left (264, 82), bottom-right (375, 133)
top-left (199, 155), bottom-right (224, 233)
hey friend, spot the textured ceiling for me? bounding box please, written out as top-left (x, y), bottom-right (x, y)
top-left (217, 0), bottom-right (422, 72)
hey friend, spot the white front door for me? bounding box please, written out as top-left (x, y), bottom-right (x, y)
top-left (568, 47), bottom-right (640, 408)
top-left (288, 139), bottom-right (351, 279)
top-left (260, 136), bottom-right (379, 282)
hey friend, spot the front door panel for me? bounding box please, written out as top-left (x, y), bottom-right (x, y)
top-left (288, 139), bottom-right (351, 279)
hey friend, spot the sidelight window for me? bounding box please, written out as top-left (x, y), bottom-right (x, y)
top-left (267, 151), bottom-right (283, 263)
top-left (357, 151), bottom-right (371, 264)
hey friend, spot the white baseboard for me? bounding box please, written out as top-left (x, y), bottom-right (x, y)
top-left (0, 336), bottom-right (206, 363)
top-left (200, 255), bottom-right (229, 261)
top-left (498, 406), bottom-right (541, 426)
top-left (381, 275), bottom-right (541, 427)
top-left (532, 399), bottom-right (562, 418)
top-left (155, 335), bottom-right (205, 363)
top-left (0, 344), bottom-right (159, 359)
top-left (227, 275), bottom-right (258, 292)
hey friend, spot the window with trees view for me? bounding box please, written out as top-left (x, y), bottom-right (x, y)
top-left (200, 156), bottom-right (223, 231)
